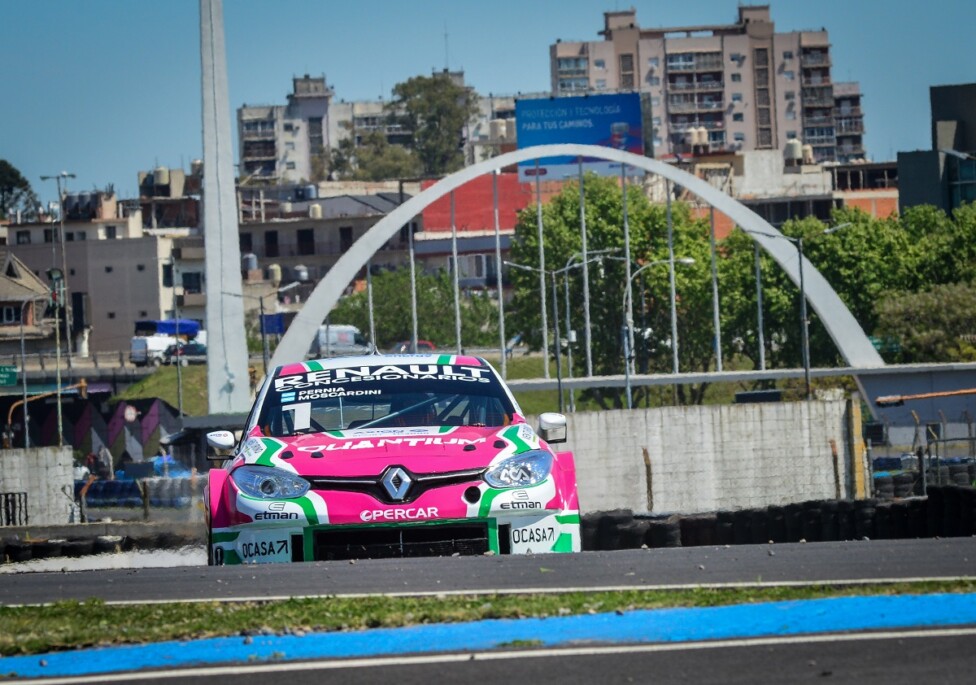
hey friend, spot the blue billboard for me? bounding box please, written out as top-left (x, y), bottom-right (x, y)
top-left (515, 92), bottom-right (644, 181)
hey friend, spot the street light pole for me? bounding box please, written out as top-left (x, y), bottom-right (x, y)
top-left (622, 257), bottom-right (695, 409)
top-left (797, 236), bottom-right (811, 401)
top-left (40, 172), bottom-right (75, 357)
top-left (19, 298), bottom-right (30, 448)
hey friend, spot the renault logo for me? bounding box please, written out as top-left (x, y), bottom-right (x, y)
top-left (381, 466), bottom-right (412, 501)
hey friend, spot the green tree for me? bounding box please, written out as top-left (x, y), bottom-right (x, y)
top-left (0, 159), bottom-right (38, 220)
top-left (507, 175), bottom-right (718, 407)
top-left (874, 281), bottom-right (976, 363)
top-left (346, 131), bottom-right (421, 182)
top-left (388, 72), bottom-right (478, 176)
top-left (330, 267), bottom-right (498, 350)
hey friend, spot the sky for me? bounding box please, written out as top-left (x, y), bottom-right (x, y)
top-left (3, 0), bottom-right (974, 207)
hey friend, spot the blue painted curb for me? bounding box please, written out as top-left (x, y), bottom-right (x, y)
top-left (3, 593), bottom-right (976, 679)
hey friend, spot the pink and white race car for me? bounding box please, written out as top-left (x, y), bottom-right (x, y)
top-left (204, 354), bottom-right (580, 564)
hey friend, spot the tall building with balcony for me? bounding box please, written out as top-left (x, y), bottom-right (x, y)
top-left (550, 6), bottom-right (866, 162)
top-left (238, 74), bottom-right (335, 184)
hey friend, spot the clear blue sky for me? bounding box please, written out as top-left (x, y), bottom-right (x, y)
top-left (3, 0), bottom-right (974, 206)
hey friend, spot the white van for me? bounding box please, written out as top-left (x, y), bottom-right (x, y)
top-left (129, 335), bottom-right (180, 366)
top-left (308, 324), bottom-right (372, 358)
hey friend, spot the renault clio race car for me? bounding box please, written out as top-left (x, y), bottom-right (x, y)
top-left (204, 354), bottom-right (580, 564)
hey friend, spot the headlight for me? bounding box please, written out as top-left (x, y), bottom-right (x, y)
top-left (231, 465), bottom-right (309, 499)
top-left (484, 450), bottom-right (553, 488)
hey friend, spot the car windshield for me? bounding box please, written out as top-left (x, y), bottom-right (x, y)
top-left (257, 362), bottom-right (516, 437)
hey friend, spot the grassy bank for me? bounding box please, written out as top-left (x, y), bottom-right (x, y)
top-left (1, 581), bottom-right (973, 656)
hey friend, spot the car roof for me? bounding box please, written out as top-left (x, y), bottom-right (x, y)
top-left (275, 353), bottom-right (490, 376)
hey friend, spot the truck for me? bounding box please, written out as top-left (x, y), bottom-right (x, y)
top-left (129, 319), bottom-right (205, 367)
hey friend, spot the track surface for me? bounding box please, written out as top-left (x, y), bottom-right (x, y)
top-left (3, 537), bottom-right (975, 605)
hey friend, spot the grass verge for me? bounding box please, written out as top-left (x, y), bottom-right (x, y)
top-left (2, 581), bottom-right (973, 656)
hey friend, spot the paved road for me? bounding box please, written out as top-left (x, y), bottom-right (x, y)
top-left (4, 538), bottom-right (974, 606)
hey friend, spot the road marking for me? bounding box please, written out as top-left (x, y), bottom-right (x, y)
top-left (16, 626), bottom-right (976, 685)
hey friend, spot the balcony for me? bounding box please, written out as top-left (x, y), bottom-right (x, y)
top-left (668, 99), bottom-right (724, 113)
top-left (667, 55), bottom-right (724, 73)
top-left (835, 119), bottom-right (864, 134)
top-left (803, 114), bottom-right (834, 126)
top-left (800, 52), bottom-right (831, 67)
top-left (241, 129), bottom-right (276, 141)
top-left (177, 292), bottom-right (207, 308)
top-left (805, 134), bottom-right (836, 146)
top-left (668, 79), bottom-right (724, 92)
top-left (802, 74), bottom-right (831, 87)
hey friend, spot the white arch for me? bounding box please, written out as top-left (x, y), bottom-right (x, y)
top-left (270, 144), bottom-right (884, 370)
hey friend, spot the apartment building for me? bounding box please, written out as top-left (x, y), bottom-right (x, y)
top-left (550, 6), bottom-right (866, 163)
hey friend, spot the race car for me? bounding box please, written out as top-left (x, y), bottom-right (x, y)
top-left (204, 354), bottom-right (580, 564)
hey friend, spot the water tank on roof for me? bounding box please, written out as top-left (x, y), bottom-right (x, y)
top-left (191, 159), bottom-right (203, 177)
top-left (267, 263), bottom-right (282, 285)
top-left (309, 203), bottom-right (323, 219)
top-left (281, 202), bottom-right (293, 214)
top-left (304, 184), bottom-right (317, 200)
top-left (63, 193), bottom-right (79, 215)
top-left (154, 166), bottom-right (170, 185)
top-left (78, 192), bottom-right (93, 214)
top-left (294, 264), bottom-right (309, 282)
top-left (242, 253), bottom-right (258, 272)
top-left (784, 138), bottom-right (803, 162)
top-left (801, 144), bottom-right (815, 164)
top-left (697, 127), bottom-right (710, 146)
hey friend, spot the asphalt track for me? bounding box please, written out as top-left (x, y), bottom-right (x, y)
top-left (2, 538), bottom-right (974, 605)
top-left (3, 539), bottom-right (975, 683)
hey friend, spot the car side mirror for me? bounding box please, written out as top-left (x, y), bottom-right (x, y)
top-left (538, 412), bottom-right (567, 444)
top-left (206, 430), bottom-right (237, 459)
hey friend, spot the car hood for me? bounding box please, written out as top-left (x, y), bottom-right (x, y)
top-left (234, 421), bottom-right (544, 477)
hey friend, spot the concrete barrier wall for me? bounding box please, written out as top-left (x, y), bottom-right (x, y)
top-left (532, 400), bottom-right (857, 515)
top-left (0, 447), bottom-right (74, 526)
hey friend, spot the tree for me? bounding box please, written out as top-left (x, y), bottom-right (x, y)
top-left (345, 131), bottom-right (420, 182)
top-left (388, 72), bottom-right (478, 176)
top-left (874, 282), bottom-right (976, 363)
top-left (507, 175), bottom-right (718, 407)
top-left (329, 267), bottom-right (498, 350)
top-left (0, 159), bottom-right (38, 221)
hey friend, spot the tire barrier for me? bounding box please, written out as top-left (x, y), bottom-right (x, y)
top-left (579, 485), bottom-right (976, 551)
top-left (77, 477), bottom-right (201, 510)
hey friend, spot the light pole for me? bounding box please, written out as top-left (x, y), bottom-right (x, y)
top-left (46, 268), bottom-right (65, 447)
top-left (40, 172), bottom-right (75, 357)
top-left (223, 282), bottom-right (298, 372)
top-left (622, 257), bottom-right (695, 409)
top-left (18, 298), bottom-right (33, 448)
top-left (742, 222), bottom-right (851, 400)
top-left (562, 248), bottom-right (620, 411)
top-left (505, 261), bottom-right (563, 410)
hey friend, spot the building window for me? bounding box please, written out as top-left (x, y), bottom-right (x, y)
top-left (16, 231), bottom-right (30, 245)
top-left (593, 59), bottom-right (605, 70)
top-left (139, 310), bottom-right (148, 318)
top-left (69, 268), bottom-right (75, 276)
top-left (730, 53), bottom-right (742, 62)
top-left (162, 264), bottom-right (173, 287)
top-left (651, 96), bottom-right (661, 107)
top-left (734, 133), bottom-right (745, 142)
top-left (286, 162), bottom-right (296, 170)
top-left (137, 264), bottom-right (145, 271)
top-left (1, 306), bottom-right (20, 324)
top-left (783, 50), bottom-right (794, 60)
top-left (265, 230), bottom-right (279, 258)
top-left (308, 117), bottom-right (324, 154)
top-left (105, 266), bottom-right (113, 273)
top-left (105, 226), bottom-right (117, 239)
top-left (44, 228), bottom-right (56, 243)
top-left (340, 226), bottom-right (353, 253)
top-left (648, 56), bottom-right (659, 67)
top-left (285, 141), bottom-right (295, 150)
top-left (107, 312), bottom-right (115, 319)
top-left (240, 232), bottom-right (253, 254)
top-left (784, 90), bottom-right (796, 100)
top-left (785, 110), bottom-right (797, 120)
top-left (595, 79), bottom-right (606, 89)
top-left (786, 130), bottom-right (797, 139)
top-left (284, 123), bottom-right (294, 132)
top-left (652, 116), bottom-right (662, 126)
top-left (733, 113), bottom-right (744, 122)
top-left (297, 228), bottom-right (315, 256)
top-left (731, 73), bottom-right (742, 82)
top-left (77, 231), bottom-right (86, 240)
top-left (66, 232), bottom-right (74, 241)
top-left (182, 272), bottom-right (203, 294)
top-left (732, 93), bottom-right (743, 102)
top-left (783, 70), bottom-right (795, 80)
top-left (647, 75), bottom-right (660, 86)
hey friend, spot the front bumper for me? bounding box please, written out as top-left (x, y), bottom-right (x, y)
top-left (210, 511), bottom-right (581, 565)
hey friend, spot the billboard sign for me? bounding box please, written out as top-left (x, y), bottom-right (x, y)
top-left (515, 93), bottom-right (644, 181)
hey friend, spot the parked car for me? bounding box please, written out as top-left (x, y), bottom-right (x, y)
top-left (163, 342), bottom-right (207, 365)
top-left (204, 354), bottom-right (580, 565)
top-left (388, 340), bottom-right (436, 353)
